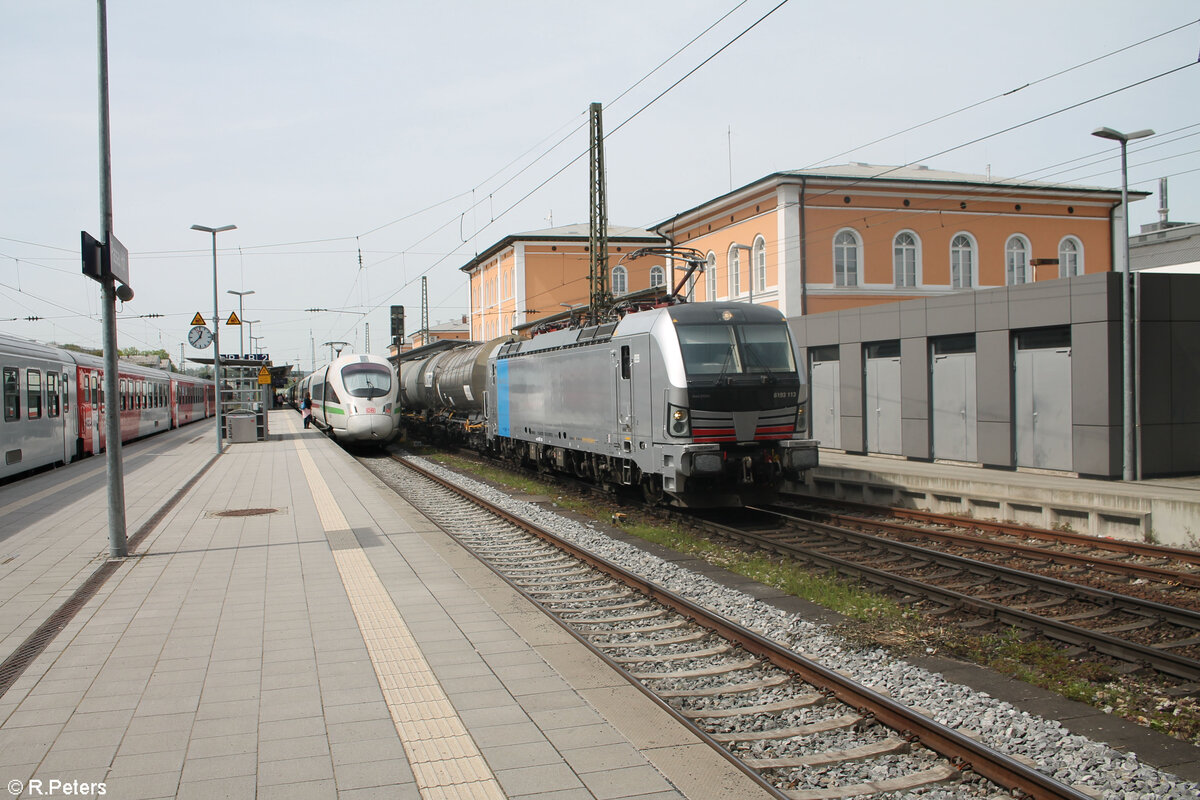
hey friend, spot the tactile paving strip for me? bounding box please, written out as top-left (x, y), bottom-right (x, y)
top-left (291, 419), bottom-right (505, 799)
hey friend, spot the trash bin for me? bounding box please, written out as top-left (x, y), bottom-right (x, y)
top-left (228, 413), bottom-right (257, 443)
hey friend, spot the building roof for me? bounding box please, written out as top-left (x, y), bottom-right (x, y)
top-left (654, 162), bottom-right (1142, 232)
top-left (460, 224), bottom-right (664, 273)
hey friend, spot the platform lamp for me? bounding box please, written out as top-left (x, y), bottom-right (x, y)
top-left (1091, 126), bottom-right (1153, 481)
top-left (227, 289), bottom-right (254, 357)
top-left (243, 320), bottom-right (261, 356)
top-left (192, 223), bottom-right (237, 454)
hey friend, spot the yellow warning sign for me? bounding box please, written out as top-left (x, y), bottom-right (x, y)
top-left (257, 366), bottom-right (272, 385)
top-left (190, 312), bottom-right (206, 326)
top-left (227, 311), bottom-right (242, 326)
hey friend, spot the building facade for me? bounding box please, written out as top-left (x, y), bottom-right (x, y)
top-left (460, 224), bottom-right (665, 339)
top-left (652, 164), bottom-right (1137, 318)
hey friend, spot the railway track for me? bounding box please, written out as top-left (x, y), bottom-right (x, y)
top-left (363, 451), bottom-right (1117, 800)
top-left (693, 507), bottom-right (1200, 683)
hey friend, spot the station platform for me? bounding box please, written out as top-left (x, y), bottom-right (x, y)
top-left (0, 410), bottom-right (769, 800)
top-left (794, 450), bottom-right (1200, 548)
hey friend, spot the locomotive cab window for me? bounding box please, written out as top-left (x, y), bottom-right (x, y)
top-left (341, 363), bottom-right (391, 398)
top-left (676, 323), bottom-right (796, 377)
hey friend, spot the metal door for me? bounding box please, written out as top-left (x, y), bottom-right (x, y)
top-left (932, 349), bottom-right (977, 462)
top-left (809, 349), bottom-right (840, 449)
top-left (616, 346), bottom-right (633, 437)
top-left (1015, 330), bottom-right (1072, 471)
top-left (865, 343), bottom-right (902, 455)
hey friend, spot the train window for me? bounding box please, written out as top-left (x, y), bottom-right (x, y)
top-left (621, 346), bottom-right (631, 380)
top-left (3, 367), bottom-right (18, 421)
top-left (62, 372), bottom-right (69, 412)
top-left (326, 385), bottom-right (341, 404)
top-left (341, 363), bottom-right (391, 398)
top-left (47, 373), bottom-right (60, 418)
top-left (27, 370), bottom-right (42, 420)
top-left (120, 379), bottom-right (127, 411)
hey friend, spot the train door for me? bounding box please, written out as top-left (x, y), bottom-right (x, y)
top-left (56, 370), bottom-right (73, 464)
top-left (616, 346), bottom-right (632, 436)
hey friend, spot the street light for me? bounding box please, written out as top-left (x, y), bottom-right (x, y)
top-left (250, 335), bottom-right (264, 355)
top-left (227, 288), bottom-right (254, 357)
top-left (1091, 126), bottom-right (1153, 481)
top-left (192, 223), bottom-right (237, 454)
top-left (243, 319), bottom-right (261, 356)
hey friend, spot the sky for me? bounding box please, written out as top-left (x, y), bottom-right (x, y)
top-left (2, 1), bottom-right (1198, 373)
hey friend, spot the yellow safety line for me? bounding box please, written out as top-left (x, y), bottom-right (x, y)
top-left (288, 415), bottom-right (505, 799)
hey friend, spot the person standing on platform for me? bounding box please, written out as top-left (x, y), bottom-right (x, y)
top-left (301, 391), bottom-right (312, 429)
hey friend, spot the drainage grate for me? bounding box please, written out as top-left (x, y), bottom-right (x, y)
top-left (212, 508), bottom-right (279, 518)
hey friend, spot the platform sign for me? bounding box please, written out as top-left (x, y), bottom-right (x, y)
top-left (103, 234), bottom-right (129, 286)
top-left (257, 366), bottom-right (272, 385)
top-left (227, 311), bottom-right (241, 326)
top-left (190, 312), bottom-right (206, 326)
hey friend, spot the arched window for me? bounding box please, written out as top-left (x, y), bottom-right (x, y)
top-left (612, 265), bottom-right (628, 295)
top-left (1006, 235), bottom-right (1030, 285)
top-left (705, 251), bottom-right (717, 300)
top-left (752, 236), bottom-right (767, 292)
top-left (1059, 237), bottom-right (1083, 277)
top-left (833, 229), bottom-right (861, 287)
top-left (951, 233), bottom-right (975, 288)
top-left (728, 245), bottom-right (742, 296)
top-left (649, 265), bottom-right (665, 288)
top-left (893, 231), bottom-right (919, 287)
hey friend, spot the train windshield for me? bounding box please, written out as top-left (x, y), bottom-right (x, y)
top-left (676, 323), bottom-right (796, 378)
top-left (340, 363), bottom-right (392, 398)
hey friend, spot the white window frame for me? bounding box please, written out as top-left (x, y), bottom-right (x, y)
top-left (612, 264), bottom-right (628, 296)
top-left (1059, 236), bottom-right (1083, 278)
top-left (893, 230), bottom-right (920, 288)
top-left (752, 235), bottom-right (767, 292)
top-left (833, 228), bottom-right (861, 287)
top-left (705, 251), bottom-right (717, 300)
top-left (649, 265), bottom-right (665, 289)
top-left (950, 232), bottom-right (977, 289)
top-left (728, 245), bottom-right (742, 296)
top-left (1006, 234), bottom-right (1031, 285)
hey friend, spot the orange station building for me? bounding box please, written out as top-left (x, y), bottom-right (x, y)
top-left (651, 163), bottom-right (1132, 318)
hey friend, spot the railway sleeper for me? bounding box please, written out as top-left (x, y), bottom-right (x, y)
top-left (679, 692), bottom-right (827, 719)
top-left (612, 643), bottom-right (733, 664)
top-left (656, 674), bottom-right (789, 697)
top-left (744, 736), bottom-right (909, 769)
top-left (592, 631), bottom-right (707, 649)
top-left (709, 712), bottom-right (863, 741)
top-left (632, 657), bottom-right (759, 680)
top-left (782, 765), bottom-right (960, 800)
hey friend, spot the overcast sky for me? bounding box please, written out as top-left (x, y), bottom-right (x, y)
top-left (3, 1), bottom-right (1197, 371)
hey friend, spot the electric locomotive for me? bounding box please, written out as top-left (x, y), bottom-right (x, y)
top-left (297, 352), bottom-right (400, 445)
top-left (400, 302), bottom-right (818, 507)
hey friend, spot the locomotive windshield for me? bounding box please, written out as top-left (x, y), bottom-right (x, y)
top-left (340, 363), bottom-right (392, 398)
top-left (676, 323), bottom-right (797, 378)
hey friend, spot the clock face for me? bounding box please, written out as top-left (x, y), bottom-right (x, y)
top-left (188, 325), bottom-right (213, 349)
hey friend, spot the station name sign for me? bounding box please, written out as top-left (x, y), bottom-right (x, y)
top-left (221, 353), bottom-right (269, 362)
top-left (81, 231), bottom-right (130, 286)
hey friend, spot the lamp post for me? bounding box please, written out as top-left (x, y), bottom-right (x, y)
top-left (1091, 126), bottom-right (1153, 482)
top-left (250, 335), bottom-right (264, 355)
top-left (227, 289), bottom-right (254, 357)
top-left (243, 319), bottom-right (261, 356)
top-left (322, 340), bottom-right (350, 362)
top-left (191, 223), bottom-right (237, 454)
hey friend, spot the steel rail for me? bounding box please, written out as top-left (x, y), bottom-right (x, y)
top-left (393, 454), bottom-right (1097, 800)
top-left (709, 512), bottom-right (1200, 682)
top-left (805, 497), bottom-right (1200, 569)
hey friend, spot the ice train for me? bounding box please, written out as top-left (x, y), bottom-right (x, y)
top-left (295, 352), bottom-right (400, 445)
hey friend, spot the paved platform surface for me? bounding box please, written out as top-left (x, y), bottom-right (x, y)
top-left (0, 410), bottom-right (768, 799)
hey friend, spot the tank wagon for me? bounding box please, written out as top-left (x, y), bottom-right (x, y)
top-left (297, 353), bottom-right (400, 446)
top-left (401, 302), bottom-right (818, 507)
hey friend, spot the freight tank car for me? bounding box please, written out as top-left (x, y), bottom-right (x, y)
top-left (401, 302), bottom-right (817, 507)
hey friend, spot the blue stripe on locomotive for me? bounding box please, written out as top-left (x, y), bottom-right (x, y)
top-left (496, 358), bottom-right (510, 437)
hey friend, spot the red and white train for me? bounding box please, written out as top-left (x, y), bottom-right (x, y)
top-left (1, 333), bottom-right (214, 482)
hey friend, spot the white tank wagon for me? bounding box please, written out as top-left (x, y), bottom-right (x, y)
top-left (400, 302), bottom-right (818, 507)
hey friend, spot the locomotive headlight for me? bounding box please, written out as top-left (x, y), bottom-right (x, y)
top-left (667, 404), bottom-right (690, 437)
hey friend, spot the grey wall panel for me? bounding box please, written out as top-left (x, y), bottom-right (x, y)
top-left (1169, 275), bottom-right (1200, 321)
top-left (976, 288), bottom-right (1009, 332)
top-left (977, 420), bottom-right (1014, 468)
top-left (976, 331), bottom-right (1011, 424)
top-left (902, 418), bottom-right (930, 459)
top-left (840, 343), bottom-right (864, 452)
top-left (1137, 273), bottom-right (1171, 322)
top-left (1140, 423), bottom-right (1173, 476)
top-left (1169, 424), bottom-right (1200, 473)
top-left (900, 299), bottom-right (928, 338)
top-left (1073, 423), bottom-right (1119, 477)
top-left (861, 303), bottom-right (901, 342)
top-left (1070, 320), bottom-right (1119, 427)
top-left (926, 292), bottom-right (975, 336)
top-left (805, 314), bottom-right (841, 347)
top-left (900, 337), bottom-right (929, 420)
top-left (1138, 320), bottom-right (1173, 426)
top-left (838, 308), bottom-right (862, 342)
top-left (1069, 273), bottom-right (1119, 324)
top-left (1171, 321), bottom-right (1200, 425)
top-left (1008, 280), bottom-right (1071, 329)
